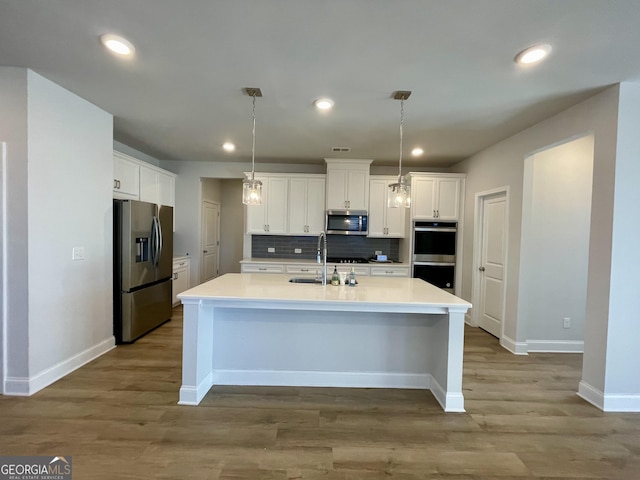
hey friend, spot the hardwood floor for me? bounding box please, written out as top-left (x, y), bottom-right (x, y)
top-left (1, 307), bottom-right (638, 479)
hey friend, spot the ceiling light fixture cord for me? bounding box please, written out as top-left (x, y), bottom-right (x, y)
top-left (398, 98), bottom-right (404, 182)
top-left (251, 93), bottom-right (256, 181)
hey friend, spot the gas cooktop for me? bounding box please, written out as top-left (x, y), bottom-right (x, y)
top-left (326, 257), bottom-right (370, 264)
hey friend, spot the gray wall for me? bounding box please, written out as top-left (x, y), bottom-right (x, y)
top-left (519, 135), bottom-right (593, 347)
top-left (1, 68), bottom-right (114, 394)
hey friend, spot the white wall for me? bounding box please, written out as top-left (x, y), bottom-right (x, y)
top-left (1, 68), bottom-right (114, 395)
top-left (450, 86), bottom-right (619, 350)
top-left (518, 136), bottom-right (593, 349)
top-left (582, 82), bottom-right (640, 409)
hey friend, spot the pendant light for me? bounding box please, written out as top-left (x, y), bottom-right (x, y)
top-left (242, 87), bottom-right (263, 205)
top-left (388, 90), bottom-right (412, 208)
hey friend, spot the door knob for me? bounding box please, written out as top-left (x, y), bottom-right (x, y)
top-left (479, 266), bottom-right (485, 272)
top-left (203, 250), bottom-right (208, 253)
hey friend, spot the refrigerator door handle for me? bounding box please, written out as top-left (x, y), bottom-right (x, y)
top-left (150, 216), bottom-right (157, 267)
top-left (156, 214), bottom-right (163, 267)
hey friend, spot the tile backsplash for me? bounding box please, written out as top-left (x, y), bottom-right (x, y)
top-left (252, 235), bottom-right (399, 261)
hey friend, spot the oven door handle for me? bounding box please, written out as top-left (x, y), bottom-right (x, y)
top-left (413, 262), bottom-right (456, 267)
top-left (414, 227), bottom-right (457, 233)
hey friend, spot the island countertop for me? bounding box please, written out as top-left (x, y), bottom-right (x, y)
top-left (179, 273), bottom-right (470, 313)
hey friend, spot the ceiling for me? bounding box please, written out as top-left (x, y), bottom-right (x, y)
top-left (2, 0), bottom-right (640, 168)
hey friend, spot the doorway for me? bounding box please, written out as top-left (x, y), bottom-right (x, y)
top-left (472, 187), bottom-right (509, 339)
top-left (201, 200), bottom-right (220, 283)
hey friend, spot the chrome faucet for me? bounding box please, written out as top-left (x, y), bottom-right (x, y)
top-left (317, 231), bottom-right (327, 285)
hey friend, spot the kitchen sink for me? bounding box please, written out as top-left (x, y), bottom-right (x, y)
top-left (288, 277), bottom-right (323, 284)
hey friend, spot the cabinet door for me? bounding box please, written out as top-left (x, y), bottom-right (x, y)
top-left (139, 165), bottom-right (159, 203)
top-left (265, 177), bottom-right (288, 234)
top-left (246, 176), bottom-right (267, 234)
top-left (412, 177), bottom-right (437, 219)
top-left (367, 178), bottom-right (387, 237)
top-left (370, 266), bottom-right (410, 277)
top-left (241, 263), bottom-right (284, 273)
top-left (305, 178), bottom-right (326, 235)
top-left (325, 169), bottom-right (348, 210)
top-left (172, 267), bottom-right (189, 306)
top-left (288, 178), bottom-right (308, 234)
top-left (385, 194), bottom-right (406, 237)
top-left (346, 169), bottom-right (369, 210)
top-left (435, 178), bottom-right (460, 220)
top-left (158, 172), bottom-right (175, 207)
top-left (113, 154), bottom-right (139, 199)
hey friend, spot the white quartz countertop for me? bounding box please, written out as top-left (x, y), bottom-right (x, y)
top-left (179, 273), bottom-right (470, 313)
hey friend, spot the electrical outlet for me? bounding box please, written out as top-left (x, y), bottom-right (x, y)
top-left (375, 250), bottom-right (382, 255)
top-left (72, 246), bottom-right (85, 261)
top-left (267, 247), bottom-right (275, 253)
top-left (294, 248), bottom-right (302, 254)
top-left (563, 317), bottom-right (571, 329)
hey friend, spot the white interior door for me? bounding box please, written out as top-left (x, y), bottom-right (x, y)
top-left (478, 192), bottom-right (507, 338)
top-left (201, 200), bottom-right (220, 283)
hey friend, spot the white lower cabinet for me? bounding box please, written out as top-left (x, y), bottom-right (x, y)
top-left (241, 260), bottom-right (408, 277)
top-left (172, 257), bottom-right (191, 306)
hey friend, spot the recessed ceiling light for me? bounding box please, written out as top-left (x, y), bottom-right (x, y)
top-left (100, 34), bottom-right (135, 57)
top-left (411, 147), bottom-right (424, 157)
top-left (515, 44), bottom-right (552, 65)
top-left (313, 98), bottom-right (334, 110)
top-left (222, 142), bottom-right (236, 152)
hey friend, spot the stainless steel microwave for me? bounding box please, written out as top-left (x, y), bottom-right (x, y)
top-left (325, 210), bottom-right (368, 235)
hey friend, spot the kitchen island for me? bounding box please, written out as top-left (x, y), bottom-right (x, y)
top-left (177, 273), bottom-right (471, 412)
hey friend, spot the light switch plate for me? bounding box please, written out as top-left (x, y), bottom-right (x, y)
top-left (267, 247), bottom-right (275, 253)
top-left (294, 248), bottom-right (302, 254)
top-left (72, 246), bottom-right (85, 260)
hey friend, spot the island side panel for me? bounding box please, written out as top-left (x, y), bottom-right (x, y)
top-left (178, 301), bottom-right (215, 405)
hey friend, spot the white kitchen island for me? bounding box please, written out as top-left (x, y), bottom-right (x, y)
top-left (177, 273), bottom-right (471, 412)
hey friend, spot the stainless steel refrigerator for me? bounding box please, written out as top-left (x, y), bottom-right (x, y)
top-left (113, 199), bottom-right (173, 343)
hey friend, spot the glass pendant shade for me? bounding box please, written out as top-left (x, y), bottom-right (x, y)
top-left (242, 176), bottom-right (263, 205)
top-left (388, 178), bottom-right (411, 208)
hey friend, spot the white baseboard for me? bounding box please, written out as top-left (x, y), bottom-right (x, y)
top-left (212, 369), bottom-right (432, 390)
top-left (527, 340), bottom-right (584, 353)
top-left (578, 380), bottom-right (640, 412)
top-left (500, 335), bottom-right (528, 355)
top-left (3, 337), bottom-right (115, 396)
top-left (178, 371), bottom-right (214, 405)
top-left (430, 376), bottom-right (465, 412)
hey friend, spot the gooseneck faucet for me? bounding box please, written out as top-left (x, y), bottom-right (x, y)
top-left (317, 231), bottom-right (327, 285)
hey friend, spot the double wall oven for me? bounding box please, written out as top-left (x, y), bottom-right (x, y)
top-left (412, 221), bottom-right (457, 293)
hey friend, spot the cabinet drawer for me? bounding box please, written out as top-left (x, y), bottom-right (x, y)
top-left (286, 265), bottom-right (320, 275)
top-left (241, 264), bottom-right (284, 273)
top-left (334, 266), bottom-right (370, 276)
top-left (370, 266), bottom-right (410, 277)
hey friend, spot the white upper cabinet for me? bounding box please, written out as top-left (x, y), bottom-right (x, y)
top-left (368, 176), bottom-right (406, 238)
top-left (113, 152), bottom-right (140, 199)
top-left (246, 175), bottom-right (289, 234)
top-left (410, 174), bottom-right (464, 220)
top-left (325, 159), bottom-right (372, 211)
top-left (113, 151), bottom-right (176, 207)
top-left (139, 164), bottom-right (175, 207)
top-left (288, 175), bottom-right (326, 235)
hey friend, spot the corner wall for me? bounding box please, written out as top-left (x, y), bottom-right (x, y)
top-left (450, 86), bottom-right (619, 350)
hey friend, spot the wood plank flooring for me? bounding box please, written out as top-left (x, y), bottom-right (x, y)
top-left (1, 307), bottom-right (638, 479)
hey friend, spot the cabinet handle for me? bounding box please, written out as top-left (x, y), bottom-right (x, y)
top-left (258, 267), bottom-right (267, 271)
top-left (301, 268), bottom-right (309, 272)
top-left (173, 273), bottom-right (178, 280)
top-left (385, 270), bottom-right (393, 274)
top-left (436, 209), bottom-right (440, 218)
